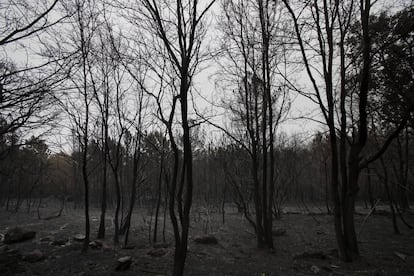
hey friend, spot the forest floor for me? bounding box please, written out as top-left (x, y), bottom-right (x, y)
top-left (0, 203), bottom-right (414, 275)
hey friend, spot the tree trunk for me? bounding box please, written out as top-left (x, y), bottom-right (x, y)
top-left (81, 144), bottom-right (90, 253)
top-left (324, 159), bottom-right (330, 214)
top-left (162, 170), bottom-right (169, 243)
top-left (366, 167), bottom-right (375, 211)
top-left (97, 143), bottom-right (108, 239)
top-left (114, 173), bottom-right (121, 244)
top-left (175, 79), bottom-right (193, 276)
top-left (173, 243), bottom-right (187, 276)
top-left (342, 147), bottom-right (362, 260)
top-left (167, 121), bottom-right (181, 276)
top-left (123, 154), bottom-right (139, 247)
top-left (153, 158), bottom-right (163, 243)
top-left (396, 133), bottom-right (410, 210)
top-left (380, 157), bottom-right (400, 234)
top-left (329, 129), bottom-right (348, 262)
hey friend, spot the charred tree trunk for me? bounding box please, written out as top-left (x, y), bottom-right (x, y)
top-left (168, 132), bottom-right (181, 276)
top-left (153, 157), bottom-right (163, 243)
top-left (174, 75), bottom-right (193, 276)
top-left (113, 172), bottom-right (121, 244)
top-left (324, 159), bottom-right (330, 214)
top-left (162, 170), bottom-right (169, 243)
top-left (366, 167), bottom-right (375, 210)
top-left (97, 113), bottom-right (109, 239)
top-left (396, 132), bottom-right (410, 210)
top-left (343, 149), bottom-right (361, 260)
top-left (79, 3), bottom-right (90, 253)
top-left (380, 157), bottom-right (400, 234)
top-left (123, 148), bottom-right (140, 247)
top-left (328, 127), bottom-right (347, 261)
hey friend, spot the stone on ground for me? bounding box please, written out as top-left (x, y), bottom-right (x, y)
top-left (40, 236), bottom-right (54, 243)
top-left (73, 234), bottom-right (85, 242)
top-left (4, 227), bottom-right (36, 244)
top-left (310, 265), bottom-right (320, 274)
top-left (22, 249), bottom-right (46, 263)
top-left (87, 239), bottom-right (111, 251)
top-left (148, 248), bottom-right (167, 257)
top-left (116, 256), bottom-right (132, 271)
top-left (51, 237), bottom-right (68, 246)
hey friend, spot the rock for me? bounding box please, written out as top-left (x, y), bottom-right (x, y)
top-left (1, 245), bottom-right (19, 255)
top-left (148, 248), bottom-right (167, 257)
top-left (394, 251), bottom-right (408, 261)
top-left (193, 235), bottom-right (218, 245)
top-left (23, 249), bottom-right (46, 263)
top-left (73, 234), bottom-right (85, 242)
top-left (89, 240), bottom-right (104, 249)
top-left (89, 241), bottom-right (99, 249)
top-left (116, 256), bottom-right (132, 271)
top-left (394, 251), bottom-right (414, 262)
top-left (4, 227), bottom-right (36, 244)
top-left (102, 243), bottom-right (112, 251)
top-left (51, 238), bottom-right (68, 246)
top-left (67, 243), bottom-right (82, 251)
top-left (310, 265), bottom-right (320, 274)
top-left (40, 236), bottom-right (54, 242)
top-left (59, 223), bottom-right (68, 230)
top-left (294, 251), bottom-right (328, 260)
top-left (272, 229), bottom-right (287, 236)
top-left (88, 239), bottom-right (110, 250)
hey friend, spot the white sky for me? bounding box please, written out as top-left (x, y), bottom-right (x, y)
top-left (190, 1), bottom-right (324, 142)
top-left (9, 0), bottom-right (409, 152)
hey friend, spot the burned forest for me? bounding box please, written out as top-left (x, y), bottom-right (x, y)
top-left (1, 0), bottom-right (414, 275)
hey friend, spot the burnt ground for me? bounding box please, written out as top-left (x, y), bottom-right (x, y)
top-left (0, 204), bottom-right (413, 276)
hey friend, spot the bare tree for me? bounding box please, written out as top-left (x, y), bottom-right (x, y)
top-left (53, 0), bottom-right (102, 253)
top-left (117, 0), bottom-right (216, 274)
top-left (0, 0), bottom-right (59, 46)
top-left (91, 30), bottom-right (112, 239)
top-left (281, 0), bottom-right (413, 261)
top-left (215, 0), bottom-right (290, 249)
top-left (0, 0), bottom-right (69, 147)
